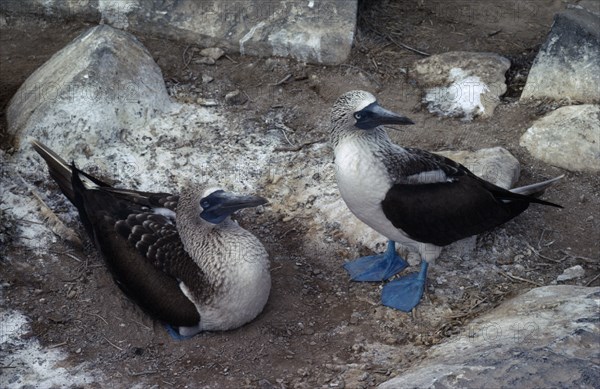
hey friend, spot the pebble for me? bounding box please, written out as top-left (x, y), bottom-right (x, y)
top-left (201, 74), bottom-right (214, 83)
top-left (200, 47), bottom-right (225, 61)
top-left (351, 343), bottom-right (364, 353)
top-left (194, 57), bottom-right (216, 65)
top-left (557, 265), bottom-right (585, 282)
top-left (196, 98), bottom-right (218, 106)
top-left (225, 90), bottom-right (248, 105)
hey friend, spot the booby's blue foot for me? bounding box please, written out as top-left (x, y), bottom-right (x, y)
top-left (381, 261), bottom-right (429, 312)
top-left (343, 240), bottom-right (408, 282)
top-left (165, 324), bottom-right (194, 340)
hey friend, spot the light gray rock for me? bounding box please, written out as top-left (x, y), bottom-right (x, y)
top-left (520, 105), bottom-right (600, 172)
top-left (521, 9), bottom-right (600, 103)
top-left (194, 57), bottom-right (216, 65)
top-left (568, 0), bottom-right (600, 17)
top-left (557, 265), bottom-right (586, 282)
top-left (379, 286), bottom-right (600, 389)
top-left (410, 52), bottom-right (511, 120)
top-left (0, 0), bottom-right (357, 65)
top-left (200, 47), bottom-right (225, 61)
top-left (225, 90), bottom-right (248, 105)
top-left (7, 24), bottom-right (172, 144)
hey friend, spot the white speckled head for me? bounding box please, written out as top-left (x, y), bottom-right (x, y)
top-left (330, 90), bottom-right (414, 147)
top-left (331, 90), bottom-right (377, 125)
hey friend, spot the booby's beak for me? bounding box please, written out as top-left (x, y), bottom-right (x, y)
top-left (200, 190), bottom-right (268, 224)
top-left (355, 102), bottom-right (414, 130)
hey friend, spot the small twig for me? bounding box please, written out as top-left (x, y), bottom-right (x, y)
top-left (182, 44), bottom-right (193, 69)
top-left (386, 35), bottom-right (430, 56)
top-left (241, 89), bottom-right (251, 102)
top-left (526, 243), bottom-right (561, 263)
top-left (498, 271), bottom-right (543, 287)
top-left (537, 229), bottom-right (547, 250)
top-left (279, 228), bottom-right (297, 239)
top-left (129, 318), bottom-right (152, 331)
top-left (16, 218), bottom-right (46, 225)
top-left (103, 336), bottom-right (123, 351)
top-left (129, 369), bottom-right (158, 377)
top-left (224, 54), bottom-right (238, 63)
top-left (64, 252), bottom-right (83, 262)
top-left (167, 353), bottom-right (187, 366)
top-left (488, 29), bottom-right (502, 37)
top-left (279, 128), bottom-right (294, 146)
top-left (559, 250), bottom-right (597, 264)
top-left (585, 273), bottom-right (600, 287)
top-left (356, 296), bottom-right (379, 306)
top-left (271, 73), bottom-right (293, 86)
top-left (339, 64), bottom-right (381, 88)
top-left (49, 341), bottom-right (68, 348)
top-left (86, 312), bottom-right (109, 325)
top-left (274, 138), bottom-right (326, 152)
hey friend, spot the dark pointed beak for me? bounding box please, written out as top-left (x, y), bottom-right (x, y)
top-left (201, 191), bottom-right (268, 224)
top-left (216, 192), bottom-right (268, 213)
top-left (355, 102), bottom-right (414, 129)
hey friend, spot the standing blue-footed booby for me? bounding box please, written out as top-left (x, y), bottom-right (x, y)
top-left (330, 91), bottom-right (563, 312)
top-left (32, 140), bottom-right (271, 337)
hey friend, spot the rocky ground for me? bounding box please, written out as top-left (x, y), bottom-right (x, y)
top-left (1, 1), bottom-right (599, 388)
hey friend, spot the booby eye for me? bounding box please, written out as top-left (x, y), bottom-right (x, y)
top-left (200, 200), bottom-right (211, 209)
top-left (354, 113), bottom-right (362, 120)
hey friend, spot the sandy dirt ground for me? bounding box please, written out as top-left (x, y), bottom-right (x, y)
top-left (1, 0), bottom-right (598, 388)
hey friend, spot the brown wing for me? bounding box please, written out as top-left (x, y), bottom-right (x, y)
top-left (72, 172), bottom-right (204, 327)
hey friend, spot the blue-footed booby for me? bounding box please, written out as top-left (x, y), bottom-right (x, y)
top-left (32, 140), bottom-right (271, 337)
top-left (330, 90), bottom-right (563, 312)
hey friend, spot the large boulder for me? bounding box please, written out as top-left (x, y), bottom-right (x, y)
top-left (410, 52), bottom-right (511, 120)
top-left (521, 8), bottom-right (600, 103)
top-left (0, 0), bottom-right (357, 65)
top-left (520, 105), bottom-right (600, 173)
top-left (380, 286), bottom-right (600, 389)
top-left (7, 24), bottom-right (173, 147)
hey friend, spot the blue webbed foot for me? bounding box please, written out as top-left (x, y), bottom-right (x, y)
top-left (344, 240), bottom-right (408, 282)
top-left (165, 324), bottom-right (195, 340)
top-left (381, 261), bottom-right (429, 312)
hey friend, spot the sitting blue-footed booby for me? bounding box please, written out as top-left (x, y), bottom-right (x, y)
top-left (330, 91), bottom-right (563, 312)
top-left (32, 140), bottom-right (271, 337)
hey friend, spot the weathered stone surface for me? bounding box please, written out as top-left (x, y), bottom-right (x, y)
top-left (570, 0), bottom-right (600, 17)
top-left (520, 105), bottom-right (600, 172)
top-left (225, 90), bottom-right (248, 105)
top-left (521, 8), bottom-right (600, 103)
top-left (200, 47), bottom-right (225, 61)
top-left (410, 52), bottom-right (511, 119)
top-left (0, 0), bottom-right (357, 65)
top-left (556, 265), bottom-right (586, 282)
top-left (7, 24), bottom-right (172, 144)
top-left (380, 286), bottom-right (600, 389)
